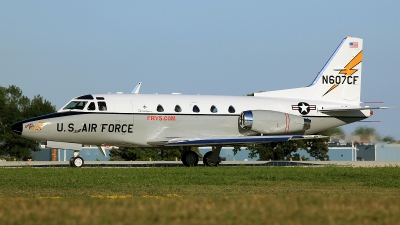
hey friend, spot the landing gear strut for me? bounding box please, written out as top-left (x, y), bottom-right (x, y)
top-left (203, 146), bottom-right (222, 167)
top-left (181, 147), bottom-right (199, 167)
top-left (70, 150), bottom-right (84, 167)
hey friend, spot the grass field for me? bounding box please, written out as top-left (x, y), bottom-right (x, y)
top-left (0, 166), bottom-right (400, 225)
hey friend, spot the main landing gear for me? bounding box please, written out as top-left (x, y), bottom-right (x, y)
top-left (181, 146), bottom-right (223, 167)
top-left (203, 146), bottom-right (222, 167)
top-left (70, 150), bottom-right (84, 168)
top-left (181, 149), bottom-right (199, 167)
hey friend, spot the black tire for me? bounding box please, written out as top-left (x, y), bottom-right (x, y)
top-left (69, 157), bottom-right (75, 167)
top-left (203, 151), bottom-right (219, 167)
top-left (72, 156), bottom-right (84, 168)
top-left (181, 150), bottom-right (199, 167)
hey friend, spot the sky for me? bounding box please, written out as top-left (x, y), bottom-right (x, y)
top-left (1, 1), bottom-right (399, 139)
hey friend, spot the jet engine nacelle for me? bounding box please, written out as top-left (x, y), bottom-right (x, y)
top-left (239, 110), bottom-right (311, 134)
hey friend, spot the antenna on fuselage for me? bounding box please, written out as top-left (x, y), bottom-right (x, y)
top-left (131, 82), bottom-right (142, 94)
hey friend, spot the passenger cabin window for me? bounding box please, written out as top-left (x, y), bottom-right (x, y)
top-left (175, 105), bottom-right (182, 112)
top-left (228, 105), bottom-right (235, 113)
top-left (98, 102), bottom-right (107, 111)
top-left (157, 104), bottom-right (164, 112)
top-left (193, 105), bottom-right (200, 113)
top-left (87, 102), bottom-right (96, 111)
top-left (210, 105), bottom-right (218, 113)
top-left (63, 101), bottom-right (87, 110)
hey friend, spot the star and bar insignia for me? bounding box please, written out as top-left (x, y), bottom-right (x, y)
top-left (292, 102), bottom-right (316, 115)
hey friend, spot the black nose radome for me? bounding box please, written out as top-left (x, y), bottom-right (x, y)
top-left (11, 121), bottom-right (23, 135)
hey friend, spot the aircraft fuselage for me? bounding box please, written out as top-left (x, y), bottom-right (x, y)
top-left (12, 93), bottom-right (371, 147)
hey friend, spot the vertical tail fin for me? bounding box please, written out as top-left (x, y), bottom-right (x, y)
top-left (254, 36), bottom-right (363, 105)
top-left (309, 36), bottom-right (363, 104)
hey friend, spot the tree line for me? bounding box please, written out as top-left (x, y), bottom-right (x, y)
top-left (0, 85), bottom-right (56, 160)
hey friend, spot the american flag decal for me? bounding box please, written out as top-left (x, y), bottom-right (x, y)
top-left (349, 42), bottom-right (358, 48)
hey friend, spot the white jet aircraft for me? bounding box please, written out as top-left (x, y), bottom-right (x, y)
top-left (11, 36), bottom-right (387, 167)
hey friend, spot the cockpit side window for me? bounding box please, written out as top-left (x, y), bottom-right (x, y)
top-left (76, 95), bottom-right (94, 100)
top-left (63, 101), bottom-right (87, 110)
top-left (87, 102), bottom-right (96, 111)
top-left (98, 102), bottom-right (107, 111)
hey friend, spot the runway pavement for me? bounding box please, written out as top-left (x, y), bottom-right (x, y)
top-left (0, 160), bottom-right (400, 167)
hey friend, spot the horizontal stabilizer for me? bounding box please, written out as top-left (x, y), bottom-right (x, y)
top-left (164, 135), bottom-right (325, 147)
top-left (319, 106), bottom-right (389, 112)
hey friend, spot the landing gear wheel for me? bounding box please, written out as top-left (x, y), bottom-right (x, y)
top-left (181, 150), bottom-right (199, 167)
top-left (203, 151), bottom-right (219, 167)
top-left (69, 157), bottom-right (75, 166)
top-left (71, 156), bottom-right (84, 168)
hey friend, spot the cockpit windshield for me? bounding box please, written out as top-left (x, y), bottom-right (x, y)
top-left (63, 101), bottom-right (88, 110)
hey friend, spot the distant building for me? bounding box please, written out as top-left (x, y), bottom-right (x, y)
top-left (296, 143), bottom-right (400, 161)
top-left (376, 143), bottom-right (400, 161)
top-left (295, 142), bottom-right (375, 161)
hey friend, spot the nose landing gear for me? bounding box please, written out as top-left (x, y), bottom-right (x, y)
top-left (69, 150), bottom-right (85, 167)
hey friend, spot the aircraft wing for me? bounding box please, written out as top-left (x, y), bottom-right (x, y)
top-left (319, 106), bottom-right (389, 112)
top-left (150, 135), bottom-right (325, 147)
